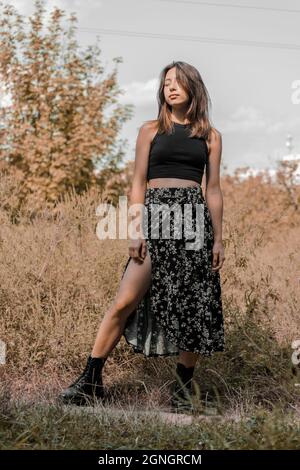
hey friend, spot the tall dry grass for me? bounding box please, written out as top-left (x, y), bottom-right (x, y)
top-left (0, 168), bottom-right (299, 417)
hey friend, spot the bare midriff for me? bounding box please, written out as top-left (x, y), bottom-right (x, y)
top-left (147, 178), bottom-right (200, 188)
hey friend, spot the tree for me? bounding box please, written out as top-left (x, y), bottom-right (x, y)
top-left (0, 0), bottom-right (133, 210)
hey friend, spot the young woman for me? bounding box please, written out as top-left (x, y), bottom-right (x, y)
top-left (58, 61), bottom-right (225, 412)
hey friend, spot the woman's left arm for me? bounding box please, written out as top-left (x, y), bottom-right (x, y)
top-left (205, 128), bottom-right (225, 271)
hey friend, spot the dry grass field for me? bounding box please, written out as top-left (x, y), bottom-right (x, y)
top-left (0, 168), bottom-right (299, 449)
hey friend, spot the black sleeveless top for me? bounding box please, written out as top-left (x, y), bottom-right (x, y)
top-left (147, 122), bottom-right (208, 185)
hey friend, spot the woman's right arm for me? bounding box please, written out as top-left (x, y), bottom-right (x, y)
top-left (128, 123), bottom-right (153, 263)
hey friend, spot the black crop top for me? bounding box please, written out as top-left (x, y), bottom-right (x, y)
top-left (147, 122), bottom-right (208, 185)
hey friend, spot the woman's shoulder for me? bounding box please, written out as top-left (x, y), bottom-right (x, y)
top-left (208, 126), bottom-right (222, 140)
top-left (140, 119), bottom-right (159, 132)
top-left (207, 127), bottom-right (222, 147)
top-left (137, 120), bottom-right (159, 144)
top-left (205, 127), bottom-right (222, 157)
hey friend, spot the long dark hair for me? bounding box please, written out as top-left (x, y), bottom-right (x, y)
top-left (146, 61), bottom-right (214, 140)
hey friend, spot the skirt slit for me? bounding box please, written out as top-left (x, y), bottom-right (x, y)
top-left (121, 185), bottom-right (225, 358)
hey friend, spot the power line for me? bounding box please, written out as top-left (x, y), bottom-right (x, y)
top-left (77, 26), bottom-right (300, 51)
top-left (159, 0), bottom-right (300, 14)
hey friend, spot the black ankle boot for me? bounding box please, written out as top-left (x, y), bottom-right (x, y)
top-left (170, 362), bottom-right (195, 412)
top-left (58, 355), bottom-right (108, 406)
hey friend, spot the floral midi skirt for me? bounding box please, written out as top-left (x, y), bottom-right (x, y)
top-left (121, 185), bottom-right (225, 357)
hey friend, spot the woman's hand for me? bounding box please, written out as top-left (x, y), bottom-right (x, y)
top-left (129, 237), bottom-right (147, 263)
top-left (211, 240), bottom-right (225, 271)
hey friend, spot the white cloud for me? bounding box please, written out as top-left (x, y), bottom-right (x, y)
top-left (222, 105), bottom-right (300, 136)
top-left (61, 0), bottom-right (102, 8)
top-left (118, 78), bottom-right (159, 106)
top-left (265, 116), bottom-right (300, 134)
top-left (221, 106), bottom-right (267, 133)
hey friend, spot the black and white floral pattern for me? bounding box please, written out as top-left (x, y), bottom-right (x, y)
top-left (122, 186), bottom-right (225, 357)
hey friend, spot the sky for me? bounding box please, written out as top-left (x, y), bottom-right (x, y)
top-left (3, 0), bottom-right (300, 175)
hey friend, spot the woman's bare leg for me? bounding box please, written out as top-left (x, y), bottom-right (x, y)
top-left (91, 253), bottom-right (152, 358)
top-left (90, 251), bottom-right (199, 366)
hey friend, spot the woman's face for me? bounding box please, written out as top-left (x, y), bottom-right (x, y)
top-left (164, 67), bottom-right (189, 107)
